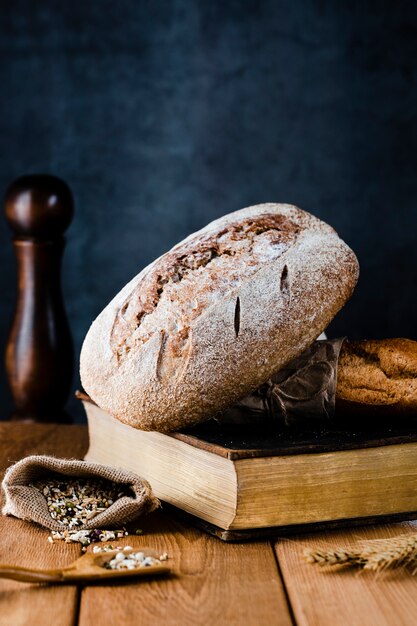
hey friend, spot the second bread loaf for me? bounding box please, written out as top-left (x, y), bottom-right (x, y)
top-left (337, 338), bottom-right (417, 416)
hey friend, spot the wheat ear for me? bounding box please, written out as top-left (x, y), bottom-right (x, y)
top-left (304, 533), bottom-right (417, 573)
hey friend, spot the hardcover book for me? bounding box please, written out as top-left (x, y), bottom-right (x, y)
top-left (79, 392), bottom-right (417, 541)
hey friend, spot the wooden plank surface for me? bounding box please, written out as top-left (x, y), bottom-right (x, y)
top-left (275, 522), bottom-right (417, 626)
top-left (79, 512), bottom-right (292, 626)
top-left (5, 422), bottom-right (417, 626)
top-left (0, 423), bottom-right (88, 626)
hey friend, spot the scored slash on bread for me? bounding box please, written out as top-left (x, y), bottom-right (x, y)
top-left (80, 203), bottom-right (359, 432)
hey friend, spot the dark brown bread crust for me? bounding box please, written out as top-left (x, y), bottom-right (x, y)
top-left (336, 338), bottom-right (417, 417)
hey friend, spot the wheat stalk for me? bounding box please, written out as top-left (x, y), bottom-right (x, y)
top-left (304, 533), bottom-right (417, 573)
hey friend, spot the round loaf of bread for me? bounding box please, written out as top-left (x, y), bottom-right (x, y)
top-left (80, 203), bottom-right (359, 431)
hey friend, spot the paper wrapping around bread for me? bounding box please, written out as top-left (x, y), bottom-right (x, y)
top-left (217, 338), bottom-right (346, 427)
top-left (80, 203), bottom-right (359, 431)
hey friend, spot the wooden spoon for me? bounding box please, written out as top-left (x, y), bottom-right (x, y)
top-left (0, 547), bottom-right (170, 584)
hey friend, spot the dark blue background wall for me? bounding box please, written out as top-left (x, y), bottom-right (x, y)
top-left (1, 1), bottom-right (416, 420)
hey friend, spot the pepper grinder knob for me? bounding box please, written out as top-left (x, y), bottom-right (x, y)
top-left (5, 174), bottom-right (73, 239)
top-left (5, 174), bottom-right (74, 421)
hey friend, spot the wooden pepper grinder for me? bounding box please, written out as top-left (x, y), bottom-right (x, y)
top-left (4, 175), bottom-right (74, 422)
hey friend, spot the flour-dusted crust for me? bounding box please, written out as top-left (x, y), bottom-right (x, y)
top-left (80, 203), bottom-right (359, 431)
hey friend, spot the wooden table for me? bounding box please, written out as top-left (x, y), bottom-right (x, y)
top-left (1, 423), bottom-right (417, 626)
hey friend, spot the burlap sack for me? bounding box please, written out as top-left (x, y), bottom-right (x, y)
top-left (2, 456), bottom-right (159, 531)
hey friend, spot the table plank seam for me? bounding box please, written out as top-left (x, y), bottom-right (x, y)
top-left (71, 585), bottom-right (82, 626)
top-left (271, 540), bottom-right (298, 626)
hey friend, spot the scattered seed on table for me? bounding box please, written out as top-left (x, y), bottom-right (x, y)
top-left (48, 528), bottom-right (128, 549)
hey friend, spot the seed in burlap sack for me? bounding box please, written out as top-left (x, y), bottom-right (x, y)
top-left (30, 476), bottom-right (133, 529)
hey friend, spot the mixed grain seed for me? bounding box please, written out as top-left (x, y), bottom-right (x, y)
top-left (102, 547), bottom-right (163, 570)
top-left (30, 476), bottom-right (132, 529)
top-left (30, 477), bottom-right (153, 553)
top-left (92, 544), bottom-right (127, 553)
top-left (92, 545), bottom-right (169, 562)
top-left (49, 528), bottom-right (128, 548)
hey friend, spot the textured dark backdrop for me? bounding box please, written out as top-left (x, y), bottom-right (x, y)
top-left (0, 1), bottom-right (416, 420)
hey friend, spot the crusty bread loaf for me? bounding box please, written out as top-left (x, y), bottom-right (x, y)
top-left (80, 203), bottom-right (359, 431)
top-left (336, 338), bottom-right (417, 416)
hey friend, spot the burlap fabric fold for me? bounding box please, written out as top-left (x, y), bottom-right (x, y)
top-left (2, 456), bottom-right (159, 531)
top-left (217, 338), bottom-right (346, 427)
